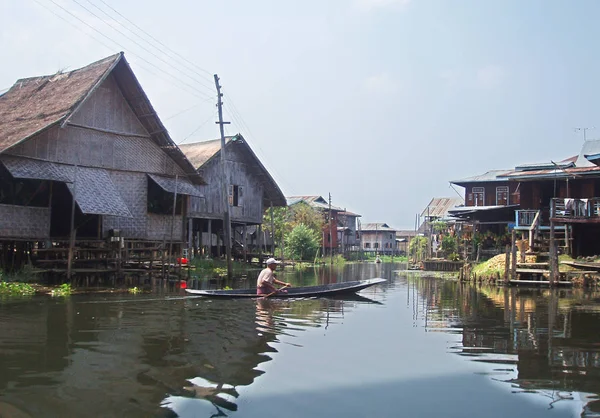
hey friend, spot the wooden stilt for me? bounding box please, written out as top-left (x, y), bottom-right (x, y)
top-left (510, 230), bottom-right (517, 281)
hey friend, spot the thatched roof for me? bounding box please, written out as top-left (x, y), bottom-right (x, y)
top-left (0, 54), bottom-right (119, 153)
top-left (0, 52), bottom-right (204, 184)
top-left (179, 134), bottom-right (286, 206)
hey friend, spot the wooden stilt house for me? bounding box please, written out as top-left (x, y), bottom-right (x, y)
top-left (179, 134), bottom-right (286, 259)
top-left (0, 52), bottom-right (205, 275)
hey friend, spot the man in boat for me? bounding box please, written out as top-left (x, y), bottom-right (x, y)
top-left (256, 258), bottom-right (291, 296)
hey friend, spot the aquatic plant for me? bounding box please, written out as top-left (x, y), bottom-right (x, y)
top-left (0, 281), bottom-right (36, 296)
top-left (51, 283), bottom-right (72, 297)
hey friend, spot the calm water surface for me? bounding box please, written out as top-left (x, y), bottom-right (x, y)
top-left (2, 263), bottom-right (600, 417)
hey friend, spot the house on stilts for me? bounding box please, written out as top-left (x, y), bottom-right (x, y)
top-left (179, 134), bottom-right (286, 261)
top-left (0, 52), bottom-right (205, 280)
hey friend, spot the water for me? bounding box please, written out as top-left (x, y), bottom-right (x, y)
top-left (2, 263), bottom-right (600, 417)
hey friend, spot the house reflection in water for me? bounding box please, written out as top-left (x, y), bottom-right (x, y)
top-left (161, 296), bottom-right (358, 416)
top-left (411, 277), bottom-right (600, 416)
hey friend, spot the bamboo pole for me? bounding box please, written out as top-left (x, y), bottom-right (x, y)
top-left (510, 230), bottom-right (517, 281)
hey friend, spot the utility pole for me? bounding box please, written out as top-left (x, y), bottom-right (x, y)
top-left (214, 74), bottom-right (233, 280)
top-left (329, 193), bottom-right (333, 265)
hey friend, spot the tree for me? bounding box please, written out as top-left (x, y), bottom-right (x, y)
top-left (289, 202), bottom-right (324, 235)
top-left (409, 236), bottom-right (428, 261)
top-left (263, 207), bottom-right (290, 258)
top-left (286, 224), bottom-right (320, 261)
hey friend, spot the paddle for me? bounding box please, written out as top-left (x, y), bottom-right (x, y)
top-left (263, 284), bottom-right (290, 299)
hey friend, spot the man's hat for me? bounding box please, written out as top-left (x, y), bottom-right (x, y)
top-left (266, 257), bottom-right (281, 265)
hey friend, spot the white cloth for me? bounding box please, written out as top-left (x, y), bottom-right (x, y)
top-left (256, 267), bottom-right (275, 287)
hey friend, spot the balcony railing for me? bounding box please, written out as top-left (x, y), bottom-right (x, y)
top-left (515, 210), bottom-right (538, 228)
top-left (551, 198), bottom-right (600, 219)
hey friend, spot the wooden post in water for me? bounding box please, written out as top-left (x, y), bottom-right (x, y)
top-left (549, 220), bottom-right (556, 287)
top-left (243, 224), bottom-right (247, 263)
top-left (510, 230), bottom-right (517, 281)
top-left (207, 219), bottom-right (212, 258)
top-left (504, 244), bottom-right (510, 285)
top-left (67, 165), bottom-right (78, 284)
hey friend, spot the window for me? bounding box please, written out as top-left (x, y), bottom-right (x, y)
top-left (147, 178), bottom-right (183, 215)
top-left (389, 234), bottom-right (393, 239)
top-left (472, 187), bottom-right (485, 206)
top-left (374, 243), bottom-right (379, 249)
top-left (364, 243), bottom-right (371, 249)
top-left (229, 185), bottom-right (242, 207)
top-left (496, 186), bottom-right (509, 206)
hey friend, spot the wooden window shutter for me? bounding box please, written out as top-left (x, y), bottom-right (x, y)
top-left (239, 186), bottom-right (243, 197)
top-left (228, 185), bottom-right (234, 206)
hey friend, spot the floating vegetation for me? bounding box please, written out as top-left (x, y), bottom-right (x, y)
top-left (51, 283), bottom-right (72, 297)
top-left (0, 281), bottom-right (36, 296)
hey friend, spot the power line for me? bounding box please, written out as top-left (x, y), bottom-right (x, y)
top-left (223, 92), bottom-right (292, 194)
top-left (40, 0), bottom-right (214, 101)
top-left (178, 111), bottom-right (217, 144)
top-left (87, 0), bottom-right (214, 85)
top-left (164, 99), bottom-right (213, 121)
top-left (68, 0), bottom-right (214, 95)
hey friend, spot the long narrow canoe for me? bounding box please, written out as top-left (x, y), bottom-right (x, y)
top-left (185, 278), bottom-right (386, 298)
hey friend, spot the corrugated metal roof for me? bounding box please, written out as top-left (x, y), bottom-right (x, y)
top-left (338, 210), bottom-right (361, 217)
top-left (148, 174), bottom-right (204, 197)
top-left (451, 169), bottom-right (511, 185)
top-left (67, 167), bottom-right (132, 217)
top-left (361, 223), bottom-right (396, 232)
top-left (575, 140), bottom-right (600, 168)
top-left (286, 195), bottom-right (345, 211)
top-left (420, 197), bottom-right (464, 218)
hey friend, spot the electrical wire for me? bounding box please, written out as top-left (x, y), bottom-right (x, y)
top-left (86, 0), bottom-right (214, 84)
top-left (38, 0), bottom-right (214, 101)
top-left (68, 0), bottom-right (214, 95)
top-left (164, 99), bottom-right (214, 121)
top-left (178, 111), bottom-right (217, 144)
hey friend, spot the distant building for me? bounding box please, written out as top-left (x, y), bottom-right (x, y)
top-left (361, 223), bottom-right (397, 255)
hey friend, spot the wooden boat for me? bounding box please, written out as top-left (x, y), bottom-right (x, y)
top-left (184, 278), bottom-right (386, 298)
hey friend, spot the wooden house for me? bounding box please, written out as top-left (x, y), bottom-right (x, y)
top-left (500, 146), bottom-right (600, 257)
top-left (449, 170), bottom-right (521, 241)
top-left (337, 210), bottom-right (361, 253)
top-left (360, 223), bottom-right (398, 255)
top-left (0, 53), bottom-right (204, 272)
top-left (179, 134), bottom-right (286, 258)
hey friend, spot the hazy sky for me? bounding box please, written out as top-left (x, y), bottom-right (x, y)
top-left (2, 0), bottom-right (599, 229)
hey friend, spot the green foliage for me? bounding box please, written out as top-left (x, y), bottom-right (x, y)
top-left (289, 202), bottom-right (324, 235)
top-left (441, 235), bottom-right (457, 255)
top-left (51, 283), bottom-right (72, 297)
top-left (431, 220), bottom-right (448, 234)
top-left (222, 285), bottom-right (233, 290)
top-left (128, 287), bottom-right (141, 294)
top-left (286, 223), bottom-right (320, 261)
top-left (0, 281), bottom-right (36, 296)
top-left (409, 236), bottom-right (428, 260)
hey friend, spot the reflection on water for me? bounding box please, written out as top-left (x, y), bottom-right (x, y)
top-left (2, 263), bottom-right (600, 417)
top-left (412, 276), bottom-right (600, 416)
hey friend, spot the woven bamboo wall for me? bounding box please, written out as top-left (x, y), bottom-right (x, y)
top-left (189, 146), bottom-right (263, 224)
top-left (0, 204), bottom-right (50, 238)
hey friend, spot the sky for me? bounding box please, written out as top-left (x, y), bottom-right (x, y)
top-left (2, 0), bottom-right (600, 229)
